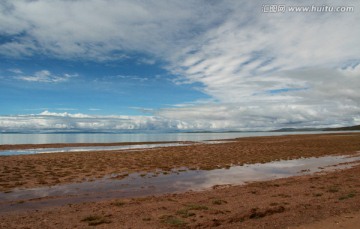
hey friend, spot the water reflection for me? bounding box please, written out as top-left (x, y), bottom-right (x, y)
top-left (1, 131), bottom-right (354, 145)
top-left (0, 154), bottom-right (359, 213)
top-left (0, 142), bottom-right (192, 156)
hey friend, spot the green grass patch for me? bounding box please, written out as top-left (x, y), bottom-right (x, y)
top-left (81, 215), bottom-right (111, 226)
top-left (175, 203), bottom-right (208, 219)
top-left (212, 199), bottom-right (227, 205)
top-left (176, 209), bottom-right (196, 218)
top-left (160, 215), bottom-right (187, 227)
top-left (185, 204), bottom-right (208, 211)
top-left (339, 192), bottom-right (356, 200)
top-left (112, 200), bottom-right (125, 207)
top-left (327, 186), bottom-right (340, 193)
top-left (313, 193), bottom-right (323, 197)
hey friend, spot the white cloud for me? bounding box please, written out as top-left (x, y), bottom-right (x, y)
top-left (1, 103), bottom-right (357, 133)
top-left (170, 1), bottom-right (360, 102)
top-left (0, 111), bottom-right (192, 132)
top-left (1, 0), bottom-right (360, 130)
top-left (0, 0), bottom-right (229, 60)
top-left (156, 66), bottom-right (360, 129)
top-left (340, 63), bottom-right (360, 77)
top-left (160, 0), bottom-right (360, 129)
top-left (39, 110), bottom-right (89, 118)
top-left (8, 68), bottom-right (23, 74)
top-left (16, 70), bottom-right (77, 83)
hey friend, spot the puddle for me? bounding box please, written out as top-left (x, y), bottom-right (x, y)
top-left (0, 142), bottom-right (193, 156)
top-left (1, 153), bottom-right (360, 213)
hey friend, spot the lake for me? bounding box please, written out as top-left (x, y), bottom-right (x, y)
top-left (0, 131), bottom-right (344, 145)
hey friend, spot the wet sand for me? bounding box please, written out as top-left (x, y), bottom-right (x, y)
top-left (1, 159), bottom-right (360, 228)
top-left (1, 133), bottom-right (360, 228)
top-left (1, 133), bottom-right (360, 192)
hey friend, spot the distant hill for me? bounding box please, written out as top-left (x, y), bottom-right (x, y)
top-left (323, 125), bottom-right (360, 131)
top-left (270, 128), bottom-right (319, 132)
top-left (272, 125), bottom-right (360, 132)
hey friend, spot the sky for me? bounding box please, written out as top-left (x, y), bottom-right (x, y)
top-left (0, 0), bottom-right (360, 132)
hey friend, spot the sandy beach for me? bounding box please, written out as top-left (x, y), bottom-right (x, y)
top-left (1, 133), bottom-right (360, 228)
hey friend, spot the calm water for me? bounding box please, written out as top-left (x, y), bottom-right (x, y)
top-left (0, 131), bottom-right (343, 145)
top-left (0, 142), bottom-right (193, 156)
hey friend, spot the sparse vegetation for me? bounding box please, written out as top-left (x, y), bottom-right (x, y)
top-left (81, 215), bottom-right (111, 226)
top-left (176, 209), bottom-right (196, 218)
top-left (339, 192), bottom-right (356, 200)
top-left (327, 186), bottom-right (340, 193)
top-left (185, 204), bottom-right (208, 211)
top-left (313, 193), bottom-right (323, 197)
top-left (112, 200), bottom-right (125, 207)
top-left (212, 199), bottom-right (227, 205)
top-left (249, 206), bottom-right (286, 219)
top-left (160, 215), bottom-right (187, 227)
top-left (175, 203), bottom-right (209, 219)
top-left (276, 193), bottom-right (291, 198)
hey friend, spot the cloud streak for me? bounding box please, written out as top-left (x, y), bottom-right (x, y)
top-left (163, 0), bottom-right (360, 129)
top-left (0, 0), bottom-right (229, 60)
top-left (15, 70), bottom-right (77, 83)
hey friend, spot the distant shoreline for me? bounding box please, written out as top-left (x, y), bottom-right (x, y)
top-left (1, 124), bottom-right (359, 134)
top-left (1, 130), bottom-right (359, 145)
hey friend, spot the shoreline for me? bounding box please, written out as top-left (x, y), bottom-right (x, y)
top-left (0, 141), bottom-right (192, 151)
top-left (1, 153), bottom-right (359, 214)
top-left (1, 161), bottom-right (360, 228)
top-left (1, 133), bottom-right (360, 228)
top-left (1, 133), bottom-right (360, 192)
top-left (0, 131), bottom-right (357, 150)
top-left (1, 130), bottom-right (358, 147)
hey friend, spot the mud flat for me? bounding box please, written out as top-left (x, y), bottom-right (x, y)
top-left (1, 133), bottom-right (360, 228)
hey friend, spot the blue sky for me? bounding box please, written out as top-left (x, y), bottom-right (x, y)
top-left (0, 0), bottom-right (359, 132)
top-left (0, 55), bottom-right (208, 115)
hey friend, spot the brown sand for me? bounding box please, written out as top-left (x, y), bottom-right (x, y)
top-left (291, 212), bottom-right (360, 229)
top-left (1, 133), bottom-right (360, 228)
top-left (1, 159), bottom-right (360, 228)
top-left (1, 133), bottom-right (360, 192)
